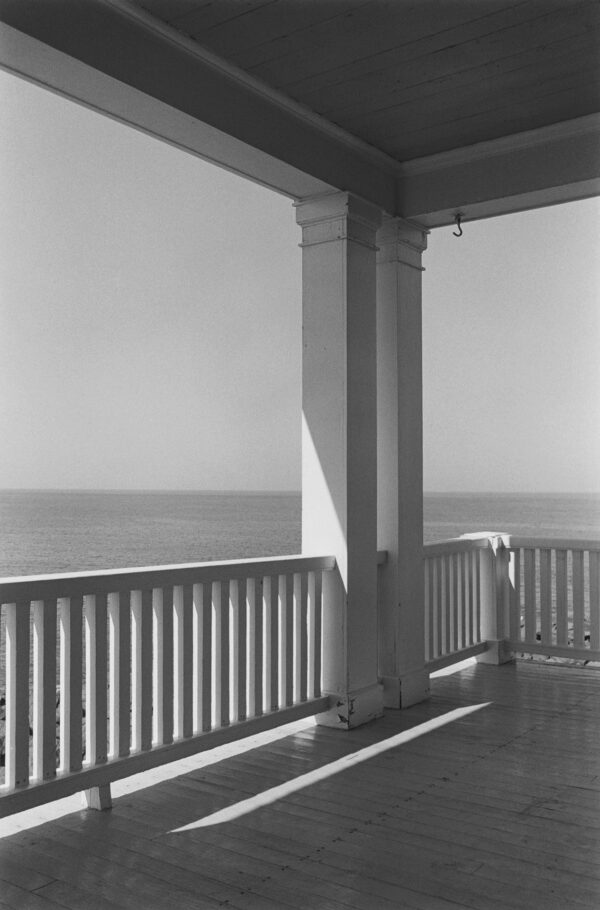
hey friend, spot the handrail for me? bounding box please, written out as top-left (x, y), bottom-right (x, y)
top-left (423, 536), bottom-right (491, 557)
top-left (0, 553), bottom-right (336, 601)
top-left (500, 535), bottom-right (600, 552)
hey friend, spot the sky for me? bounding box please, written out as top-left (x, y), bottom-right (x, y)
top-left (1, 70), bottom-right (599, 493)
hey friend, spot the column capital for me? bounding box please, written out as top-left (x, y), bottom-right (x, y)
top-left (377, 215), bottom-right (428, 270)
top-left (294, 191), bottom-right (382, 250)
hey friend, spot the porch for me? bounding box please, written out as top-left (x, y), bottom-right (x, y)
top-left (0, 5), bottom-right (599, 905)
top-left (1, 660), bottom-right (598, 910)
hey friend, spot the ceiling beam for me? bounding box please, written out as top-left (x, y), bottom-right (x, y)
top-left (400, 115), bottom-right (600, 228)
top-left (0, 1), bottom-right (396, 209)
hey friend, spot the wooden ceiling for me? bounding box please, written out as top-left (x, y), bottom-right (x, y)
top-left (135, 0), bottom-right (600, 161)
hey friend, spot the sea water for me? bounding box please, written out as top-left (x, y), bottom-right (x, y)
top-left (0, 489), bottom-right (598, 577)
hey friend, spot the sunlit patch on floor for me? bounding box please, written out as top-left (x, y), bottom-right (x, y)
top-left (171, 701), bottom-right (491, 831)
top-left (430, 656), bottom-right (478, 678)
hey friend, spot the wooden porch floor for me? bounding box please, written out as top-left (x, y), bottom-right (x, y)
top-left (1, 661), bottom-right (599, 910)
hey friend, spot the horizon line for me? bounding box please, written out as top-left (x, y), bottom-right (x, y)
top-left (1, 488), bottom-right (599, 496)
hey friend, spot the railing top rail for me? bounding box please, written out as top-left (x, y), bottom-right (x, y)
top-left (424, 534), bottom-right (600, 556)
top-left (424, 537), bottom-right (491, 557)
top-left (500, 535), bottom-right (600, 551)
top-left (0, 553), bottom-right (336, 603)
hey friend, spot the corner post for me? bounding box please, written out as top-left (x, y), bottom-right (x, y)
top-left (477, 536), bottom-right (514, 664)
top-left (376, 216), bottom-right (429, 708)
top-left (295, 191), bottom-right (383, 729)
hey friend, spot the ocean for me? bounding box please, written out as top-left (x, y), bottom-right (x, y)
top-left (0, 490), bottom-right (599, 577)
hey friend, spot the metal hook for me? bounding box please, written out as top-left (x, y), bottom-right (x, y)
top-left (453, 213), bottom-right (463, 237)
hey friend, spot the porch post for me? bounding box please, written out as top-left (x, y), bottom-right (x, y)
top-left (295, 191), bottom-right (383, 729)
top-left (376, 216), bottom-right (429, 708)
top-left (476, 536), bottom-right (514, 665)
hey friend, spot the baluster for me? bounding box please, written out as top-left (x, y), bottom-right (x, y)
top-left (465, 551), bottom-right (473, 646)
top-left (268, 576), bottom-right (280, 711)
top-left (192, 583), bottom-right (206, 733)
top-left (435, 557), bottom-right (443, 656)
top-left (306, 572), bottom-right (315, 699)
top-left (213, 580), bottom-right (230, 728)
top-left (284, 573), bottom-right (294, 706)
top-left (201, 583), bottom-right (213, 732)
top-left (508, 549), bottom-right (521, 644)
top-left (443, 556), bottom-right (451, 655)
top-left (456, 553), bottom-right (469, 649)
top-left (474, 549), bottom-right (482, 644)
top-left (108, 591), bottom-right (131, 759)
top-left (229, 580), bottom-right (238, 723)
top-left (589, 551), bottom-right (600, 651)
top-left (84, 594), bottom-right (108, 766)
top-left (296, 572), bottom-right (308, 703)
top-left (539, 549), bottom-right (552, 647)
top-left (153, 586), bottom-right (173, 746)
top-left (523, 549), bottom-right (536, 644)
top-left (451, 553), bottom-right (459, 651)
top-left (5, 601), bottom-right (31, 789)
top-left (174, 584), bottom-right (193, 739)
top-left (250, 577), bottom-right (264, 717)
top-left (555, 550), bottom-right (568, 647)
top-left (131, 590), bottom-right (153, 752)
top-left (572, 550), bottom-right (584, 648)
top-left (313, 571), bottom-right (322, 699)
top-left (59, 596), bottom-right (83, 773)
top-left (32, 599), bottom-right (57, 782)
top-left (424, 559), bottom-right (431, 661)
top-left (236, 577), bottom-right (248, 722)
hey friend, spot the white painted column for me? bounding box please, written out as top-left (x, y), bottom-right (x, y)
top-left (377, 216), bottom-right (429, 709)
top-left (295, 191), bottom-right (383, 729)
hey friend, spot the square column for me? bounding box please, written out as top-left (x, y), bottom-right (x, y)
top-left (295, 192), bottom-right (383, 729)
top-left (377, 216), bottom-right (429, 708)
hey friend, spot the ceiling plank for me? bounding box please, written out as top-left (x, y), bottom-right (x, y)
top-left (390, 81), bottom-right (600, 159)
top-left (162, 0), bottom-right (279, 35)
top-left (294, 8), bottom-right (600, 118)
top-left (339, 40), bottom-right (600, 136)
top-left (241, 1), bottom-right (533, 88)
top-left (137, 1), bottom-right (208, 20)
top-left (176, 0), bottom-right (369, 56)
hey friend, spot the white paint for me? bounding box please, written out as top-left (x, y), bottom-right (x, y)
top-left (296, 191), bottom-right (383, 727)
top-left (476, 539), bottom-right (513, 666)
top-left (401, 114), bottom-right (600, 176)
top-left (82, 784), bottom-right (112, 811)
top-left (376, 217), bottom-right (429, 709)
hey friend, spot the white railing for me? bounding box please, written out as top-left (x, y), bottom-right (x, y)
top-left (0, 554), bottom-right (334, 816)
top-left (502, 536), bottom-right (600, 661)
top-left (423, 537), bottom-right (489, 670)
top-left (423, 535), bottom-right (600, 670)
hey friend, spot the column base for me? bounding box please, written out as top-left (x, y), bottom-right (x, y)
top-left (381, 668), bottom-right (430, 709)
top-left (82, 784), bottom-right (112, 811)
top-left (476, 640), bottom-right (514, 665)
top-left (316, 683), bottom-right (384, 729)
